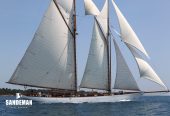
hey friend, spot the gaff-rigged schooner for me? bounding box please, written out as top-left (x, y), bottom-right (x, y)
top-left (7, 0), bottom-right (168, 103)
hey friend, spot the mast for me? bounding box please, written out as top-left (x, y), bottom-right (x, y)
top-left (73, 0), bottom-right (78, 93)
top-left (107, 0), bottom-right (111, 94)
top-left (81, 0), bottom-right (112, 91)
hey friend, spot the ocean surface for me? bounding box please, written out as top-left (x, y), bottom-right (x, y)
top-left (0, 94), bottom-right (170, 116)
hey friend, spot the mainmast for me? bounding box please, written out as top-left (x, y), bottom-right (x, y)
top-left (81, 0), bottom-right (112, 92)
top-left (107, 0), bottom-right (112, 94)
top-left (73, 0), bottom-right (78, 93)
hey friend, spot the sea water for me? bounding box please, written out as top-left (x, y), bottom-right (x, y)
top-left (0, 95), bottom-right (170, 116)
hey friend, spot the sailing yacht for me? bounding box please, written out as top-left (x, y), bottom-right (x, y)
top-left (7, 0), bottom-right (168, 103)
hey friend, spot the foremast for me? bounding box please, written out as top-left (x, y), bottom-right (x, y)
top-left (45, 0), bottom-right (78, 93)
top-left (73, 0), bottom-right (78, 93)
top-left (107, 0), bottom-right (112, 94)
top-left (38, 0), bottom-right (78, 93)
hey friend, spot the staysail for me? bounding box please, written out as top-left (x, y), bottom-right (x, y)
top-left (80, 19), bottom-right (108, 90)
top-left (113, 39), bottom-right (139, 91)
top-left (111, 0), bottom-right (149, 57)
top-left (8, 0), bottom-right (76, 90)
top-left (84, 0), bottom-right (100, 16)
top-left (127, 44), bottom-right (167, 89)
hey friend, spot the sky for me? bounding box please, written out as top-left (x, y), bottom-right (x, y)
top-left (0, 0), bottom-right (170, 91)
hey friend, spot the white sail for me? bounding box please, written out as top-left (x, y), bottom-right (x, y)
top-left (96, 0), bottom-right (108, 38)
top-left (8, 1), bottom-right (76, 90)
top-left (84, 0), bottom-right (100, 16)
top-left (80, 20), bottom-right (108, 90)
top-left (55, 0), bottom-right (74, 13)
top-left (113, 39), bottom-right (139, 91)
top-left (127, 44), bottom-right (167, 89)
top-left (111, 0), bottom-right (149, 57)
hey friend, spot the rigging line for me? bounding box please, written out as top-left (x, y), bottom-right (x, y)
top-left (110, 26), bottom-right (121, 37)
top-left (53, 0), bottom-right (75, 38)
top-left (109, 27), bottom-right (121, 42)
top-left (109, 29), bottom-right (117, 40)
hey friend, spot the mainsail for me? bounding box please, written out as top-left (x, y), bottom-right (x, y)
top-left (127, 45), bottom-right (167, 89)
top-left (8, 0), bottom-right (77, 90)
top-left (113, 39), bottom-right (140, 91)
top-left (111, 0), bottom-right (149, 57)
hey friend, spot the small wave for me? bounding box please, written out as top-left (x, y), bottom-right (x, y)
top-left (119, 99), bottom-right (131, 102)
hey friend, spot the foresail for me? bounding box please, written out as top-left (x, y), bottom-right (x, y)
top-left (113, 39), bottom-right (139, 91)
top-left (8, 1), bottom-right (76, 90)
top-left (80, 20), bottom-right (108, 90)
top-left (111, 0), bottom-right (149, 57)
top-left (84, 0), bottom-right (100, 15)
top-left (127, 44), bottom-right (167, 90)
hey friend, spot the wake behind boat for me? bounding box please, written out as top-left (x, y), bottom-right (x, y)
top-left (7, 0), bottom-right (168, 103)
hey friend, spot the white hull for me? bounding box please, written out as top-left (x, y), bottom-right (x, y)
top-left (22, 93), bottom-right (141, 103)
